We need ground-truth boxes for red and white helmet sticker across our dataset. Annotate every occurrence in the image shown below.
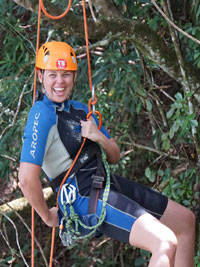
[56,59,67,69]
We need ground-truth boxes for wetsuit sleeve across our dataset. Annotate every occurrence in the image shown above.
[20,102,54,166]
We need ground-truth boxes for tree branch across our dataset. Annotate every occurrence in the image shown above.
[121,139,186,161]
[0,71,34,140]
[0,211,29,266]
[0,187,53,213]
[11,0,200,94]
[151,0,200,45]
[162,0,200,162]
[0,197,49,266]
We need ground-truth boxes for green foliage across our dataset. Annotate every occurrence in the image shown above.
[0,0,199,265]
[145,167,156,182]
[166,91,198,141]
[0,0,34,178]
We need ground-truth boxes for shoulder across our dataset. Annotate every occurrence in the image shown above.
[28,98,56,125]
[26,98,56,134]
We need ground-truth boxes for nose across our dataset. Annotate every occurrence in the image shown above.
[56,74,65,84]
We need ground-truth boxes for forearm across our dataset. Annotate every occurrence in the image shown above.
[19,163,50,224]
[98,134,120,164]
[21,177,50,222]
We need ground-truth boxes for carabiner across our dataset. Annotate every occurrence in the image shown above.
[87,110,102,130]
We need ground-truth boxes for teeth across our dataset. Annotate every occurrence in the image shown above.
[54,88,65,91]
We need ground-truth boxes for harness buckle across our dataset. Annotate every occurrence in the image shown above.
[91,174,104,189]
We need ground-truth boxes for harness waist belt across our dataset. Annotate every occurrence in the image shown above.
[50,143,107,216]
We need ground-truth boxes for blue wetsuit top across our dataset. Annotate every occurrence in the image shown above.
[20,93,110,180]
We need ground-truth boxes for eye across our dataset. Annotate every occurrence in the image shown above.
[63,72,71,77]
[49,73,56,78]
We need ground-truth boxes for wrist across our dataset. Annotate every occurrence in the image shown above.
[41,209,51,225]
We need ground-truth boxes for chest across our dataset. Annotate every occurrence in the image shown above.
[56,105,93,158]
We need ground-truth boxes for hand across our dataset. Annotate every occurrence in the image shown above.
[80,120,102,143]
[81,120,121,164]
[43,207,59,227]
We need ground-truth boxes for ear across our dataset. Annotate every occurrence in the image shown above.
[37,70,43,83]
[73,71,77,82]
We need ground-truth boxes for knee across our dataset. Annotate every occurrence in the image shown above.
[187,209,196,227]
[181,208,196,232]
[155,230,177,259]
[162,231,177,251]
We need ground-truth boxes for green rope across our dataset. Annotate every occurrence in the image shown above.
[59,145,110,246]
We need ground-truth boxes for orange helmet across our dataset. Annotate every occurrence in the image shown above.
[36,41,77,71]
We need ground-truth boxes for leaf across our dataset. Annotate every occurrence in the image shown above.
[166,108,175,119]
[149,172,156,182]
[162,138,171,151]
[196,6,200,21]
[175,92,183,101]
[157,170,164,176]
[161,133,168,141]
[135,256,146,266]
[146,99,152,111]
[136,101,142,114]
[169,121,180,139]
[190,119,198,127]
[145,167,156,182]
[145,167,151,178]
[182,200,191,206]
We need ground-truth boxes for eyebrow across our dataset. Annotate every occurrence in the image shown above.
[48,71,70,74]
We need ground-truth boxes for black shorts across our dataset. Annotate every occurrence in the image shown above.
[96,173,168,243]
[58,172,168,244]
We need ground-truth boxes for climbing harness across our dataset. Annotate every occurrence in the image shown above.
[60,183,76,206]
[32,1,110,266]
[58,145,110,247]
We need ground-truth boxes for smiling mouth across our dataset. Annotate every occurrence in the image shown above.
[53,88,65,93]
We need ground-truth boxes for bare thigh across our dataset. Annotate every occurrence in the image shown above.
[129,213,176,252]
[160,198,195,235]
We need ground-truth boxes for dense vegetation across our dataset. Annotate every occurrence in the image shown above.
[0,0,200,266]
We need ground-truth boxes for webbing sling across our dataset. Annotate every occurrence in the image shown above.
[88,147,105,214]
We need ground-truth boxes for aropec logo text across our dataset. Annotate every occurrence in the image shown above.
[30,113,40,159]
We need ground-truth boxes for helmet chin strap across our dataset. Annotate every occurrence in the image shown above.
[42,86,50,99]
[41,71,51,99]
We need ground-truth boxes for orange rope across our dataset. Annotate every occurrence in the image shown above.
[82,0,92,92]
[31,207,35,267]
[31,2,42,266]
[31,1,102,266]
[40,0,72,20]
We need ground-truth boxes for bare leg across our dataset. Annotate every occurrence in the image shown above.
[129,213,177,267]
[160,199,195,267]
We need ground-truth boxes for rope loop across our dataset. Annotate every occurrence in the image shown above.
[40,0,72,20]
[87,110,102,129]
[88,96,97,112]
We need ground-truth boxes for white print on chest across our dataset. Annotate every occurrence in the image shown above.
[30,113,40,158]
